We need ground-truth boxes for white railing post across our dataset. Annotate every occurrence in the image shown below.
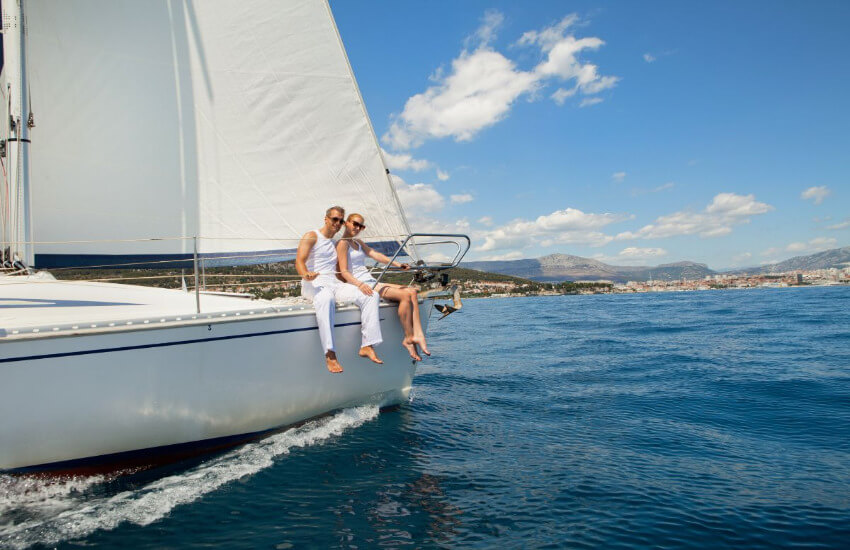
[193,236,200,313]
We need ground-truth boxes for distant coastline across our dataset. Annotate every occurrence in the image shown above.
[461,281,849,301]
[463,246,850,285]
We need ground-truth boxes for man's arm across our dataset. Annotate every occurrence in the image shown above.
[296,232,319,280]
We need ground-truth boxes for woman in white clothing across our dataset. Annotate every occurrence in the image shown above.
[336,213,430,362]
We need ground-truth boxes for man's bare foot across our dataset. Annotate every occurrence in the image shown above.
[412,335,430,356]
[359,346,383,364]
[403,338,422,362]
[325,352,343,373]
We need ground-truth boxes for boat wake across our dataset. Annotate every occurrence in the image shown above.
[0,405,379,549]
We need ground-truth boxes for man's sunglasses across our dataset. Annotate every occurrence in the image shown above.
[351,221,366,230]
[327,216,343,224]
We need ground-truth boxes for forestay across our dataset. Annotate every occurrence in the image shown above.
[25,0,409,267]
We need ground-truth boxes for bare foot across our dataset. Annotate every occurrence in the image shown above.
[403,338,422,362]
[325,352,343,373]
[412,335,430,356]
[359,346,383,364]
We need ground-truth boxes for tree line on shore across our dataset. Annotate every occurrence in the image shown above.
[53,262,610,300]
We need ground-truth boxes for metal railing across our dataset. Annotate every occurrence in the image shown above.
[372,233,471,287]
[2,233,472,314]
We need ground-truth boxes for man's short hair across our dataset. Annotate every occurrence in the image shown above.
[326,205,345,217]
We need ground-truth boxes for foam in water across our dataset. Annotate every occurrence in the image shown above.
[0,405,379,549]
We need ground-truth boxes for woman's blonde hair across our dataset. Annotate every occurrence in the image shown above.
[347,213,364,222]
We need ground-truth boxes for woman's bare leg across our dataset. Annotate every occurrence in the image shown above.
[406,288,429,356]
[376,284,421,361]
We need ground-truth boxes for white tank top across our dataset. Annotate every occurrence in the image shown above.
[347,240,373,282]
[306,230,337,275]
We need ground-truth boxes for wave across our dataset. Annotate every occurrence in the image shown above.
[0,405,379,549]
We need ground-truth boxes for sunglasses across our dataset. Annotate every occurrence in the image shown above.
[327,216,343,224]
[351,221,366,230]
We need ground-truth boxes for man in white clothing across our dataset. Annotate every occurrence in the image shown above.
[295,206,383,373]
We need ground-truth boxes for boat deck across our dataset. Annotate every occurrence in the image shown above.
[0,274,315,339]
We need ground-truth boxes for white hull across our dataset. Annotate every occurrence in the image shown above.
[0,302,424,472]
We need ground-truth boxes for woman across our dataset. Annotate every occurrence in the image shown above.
[337,213,430,362]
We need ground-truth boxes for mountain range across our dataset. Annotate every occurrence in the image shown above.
[734,246,850,275]
[462,246,850,283]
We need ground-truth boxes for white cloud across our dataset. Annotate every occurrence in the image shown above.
[383,48,538,149]
[643,53,656,63]
[516,14,580,50]
[383,11,617,149]
[381,149,431,172]
[579,97,603,108]
[526,15,619,96]
[801,185,831,205]
[436,169,450,181]
[405,215,471,236]
[618,247,667,259]
[551,87,577,105]
[478,216,493,226]
[763,238,838,258]
[477,206,628,252]
[827,219,850,230]
[611,171,626,182]
[467,9,504,48]
[616,192,773,240]
[589,248,667,265]
[451,193,474,204]
[806,237,837,250]
[391,175,445,213]
[476,251,525,261]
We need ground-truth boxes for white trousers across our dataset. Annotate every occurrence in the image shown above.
[303,275,382,353]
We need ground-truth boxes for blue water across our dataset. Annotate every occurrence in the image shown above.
[2,286,849,548]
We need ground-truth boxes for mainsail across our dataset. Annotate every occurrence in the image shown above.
[24,0,409,267]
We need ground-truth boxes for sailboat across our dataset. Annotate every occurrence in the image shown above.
[0,0,468,474]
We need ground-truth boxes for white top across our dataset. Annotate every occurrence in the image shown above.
[347,241,374,283]
[306,230,338,276]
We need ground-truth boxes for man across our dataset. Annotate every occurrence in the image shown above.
[295,206,383,373]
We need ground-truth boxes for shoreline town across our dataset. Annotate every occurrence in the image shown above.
[462,267,850,298]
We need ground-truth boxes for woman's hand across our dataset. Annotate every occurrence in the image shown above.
[358,282,374,295]
[302,271,319,281]
[397,263,410,271]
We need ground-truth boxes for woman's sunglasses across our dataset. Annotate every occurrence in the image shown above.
[351,221,366,230]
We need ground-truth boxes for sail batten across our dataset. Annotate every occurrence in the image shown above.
[24,0,409,268]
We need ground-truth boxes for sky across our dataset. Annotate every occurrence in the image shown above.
[331,0,850,269]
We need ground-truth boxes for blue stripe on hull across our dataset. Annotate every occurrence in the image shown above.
[0,320,366,364]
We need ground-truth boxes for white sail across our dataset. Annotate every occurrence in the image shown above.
[24,0,409,267]
[0,66,9,259]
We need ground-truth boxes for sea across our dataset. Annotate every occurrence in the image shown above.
[1,286,849,549]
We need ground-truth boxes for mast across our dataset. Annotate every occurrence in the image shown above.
[1,0,34,268]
